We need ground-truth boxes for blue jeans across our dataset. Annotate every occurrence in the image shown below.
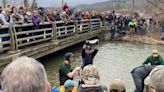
[111,30,115,40]
[0,30,10,47]
[132,72,144,92]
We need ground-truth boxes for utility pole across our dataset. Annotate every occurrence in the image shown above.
[2,0,6,8]
[62,0,64,11]
[132,0,135,15]
[24,0,29,8]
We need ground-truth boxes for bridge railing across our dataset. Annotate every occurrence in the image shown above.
[0,18,101,53]
[0,25,15,52]
[13,22,53,50]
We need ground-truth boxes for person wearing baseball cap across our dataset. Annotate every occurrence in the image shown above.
[143,49,164,66]
[144,65,164,92]
[78,65,107,92]
[59,80,77,92]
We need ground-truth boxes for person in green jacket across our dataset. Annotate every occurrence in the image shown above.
[143,49,164,65]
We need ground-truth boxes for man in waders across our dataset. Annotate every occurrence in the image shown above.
[81,40,99,69]
[59,52,80,85]
[143,50,164,66]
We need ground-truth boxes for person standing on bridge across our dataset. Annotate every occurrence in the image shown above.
[81,40,99,69]
[59,52,81,86]
[143,49,164,66]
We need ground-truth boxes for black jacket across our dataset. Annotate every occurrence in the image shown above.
[78,85,104,92]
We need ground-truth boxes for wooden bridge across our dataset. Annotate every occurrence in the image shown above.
[0,19,106,72]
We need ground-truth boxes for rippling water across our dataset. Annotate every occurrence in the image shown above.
[39,41,164,92]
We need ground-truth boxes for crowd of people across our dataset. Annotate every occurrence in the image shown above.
[0,3,164,50]
[100,10,162,40]
[0,3,164,92]
[0,3,103,26]
[1,37,164,92]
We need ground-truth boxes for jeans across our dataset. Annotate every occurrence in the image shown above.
[0,30,10,48]
[111,30,115,40]
[132,72,144,92]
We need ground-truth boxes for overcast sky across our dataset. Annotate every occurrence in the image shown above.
[37,0,108,7]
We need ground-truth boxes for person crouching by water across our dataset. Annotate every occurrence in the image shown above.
[78,64,107,92]
[59,52,81,86]
[143,49,164,66]
[131,65,154,92]
[81,40,99,69]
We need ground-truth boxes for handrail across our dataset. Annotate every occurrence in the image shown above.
[0,18,101,53]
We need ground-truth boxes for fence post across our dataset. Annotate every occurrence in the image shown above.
[8,24,16,51]
[12,24,19,51]
[99,19,102,28]
[74,20,78,34]
[89,17,92,32]
[51,22,57,41]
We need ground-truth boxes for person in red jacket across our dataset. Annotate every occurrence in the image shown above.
[63,3,69,11]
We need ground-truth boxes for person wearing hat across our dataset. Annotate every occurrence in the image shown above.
[110,79,126,92]
[78,64,107,92]
[59,80,77,92]
[144,65,164,92]
[81,40,99,69]
[143,50,164,66]
[59,52,80,85]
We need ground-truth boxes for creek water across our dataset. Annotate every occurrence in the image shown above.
[39,41,164,92]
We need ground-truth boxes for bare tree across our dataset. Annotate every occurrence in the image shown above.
[146,0,164,10]
[24,0,29,8]
[31,0,37,10]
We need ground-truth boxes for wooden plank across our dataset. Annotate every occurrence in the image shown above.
[18,37,52,47]
[91,22,100,25]
[80,19,89,22]
[0,41,10,45]
[66,25,75,28]
[78,23,90,26]
[0,47,10,52]
[91,19,100,21]
[17,33,53,41]
[67,29,75,33]
[0,25,10,29]
[0,34,10,38]
[56,26,65,29]
[92,25,100,27]
[14,22,51,28]
[16,28,52,35]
